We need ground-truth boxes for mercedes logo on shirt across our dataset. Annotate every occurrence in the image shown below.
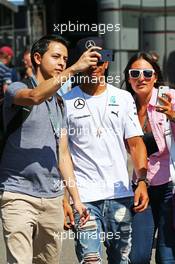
[74,98,85,109]
[85,40,96,49]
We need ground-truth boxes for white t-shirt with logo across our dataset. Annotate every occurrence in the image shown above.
[63,84,143,202]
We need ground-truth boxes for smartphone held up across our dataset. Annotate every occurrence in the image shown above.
[156,86,170,106]
[98,49,113,62]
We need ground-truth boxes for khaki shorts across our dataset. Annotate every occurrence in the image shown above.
[0,191,64,264]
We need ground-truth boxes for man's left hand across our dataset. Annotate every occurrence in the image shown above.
[133,181,149,212]
[73,200,90,226]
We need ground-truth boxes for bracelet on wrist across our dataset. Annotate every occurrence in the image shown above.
[136,176,149,187]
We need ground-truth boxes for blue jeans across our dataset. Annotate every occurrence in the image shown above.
[73,197,134,264]
[130,182,175,264]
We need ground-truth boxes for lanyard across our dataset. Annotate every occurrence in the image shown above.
[31,76,61,139]
[31,76,61,141]
[45,97,61,140]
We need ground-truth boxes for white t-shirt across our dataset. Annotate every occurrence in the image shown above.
[63,84,143,202]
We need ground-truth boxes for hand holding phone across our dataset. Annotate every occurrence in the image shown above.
[156,86,170,106]
[155,86,175,119]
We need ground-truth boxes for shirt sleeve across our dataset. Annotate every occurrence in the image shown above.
[5,81,27,107]
[3,69,12,85]
[124,93,143,139]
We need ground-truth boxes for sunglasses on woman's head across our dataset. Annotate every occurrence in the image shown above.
[129,69,155,79]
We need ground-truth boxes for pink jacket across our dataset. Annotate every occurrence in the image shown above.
[146,87,175,185]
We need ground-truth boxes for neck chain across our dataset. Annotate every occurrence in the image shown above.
[81,88,108,138]
[142,111,148,133]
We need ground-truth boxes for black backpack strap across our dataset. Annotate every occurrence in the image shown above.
[5,106,33,140]
[21,76,37,88]
[56,93,64,117]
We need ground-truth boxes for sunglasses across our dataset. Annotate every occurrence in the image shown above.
[97,61,105,66]
[129,69,155,79]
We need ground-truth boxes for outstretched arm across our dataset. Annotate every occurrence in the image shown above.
[13,47,102,106]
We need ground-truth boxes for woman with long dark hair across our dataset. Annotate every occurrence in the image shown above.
[122,52,175,263]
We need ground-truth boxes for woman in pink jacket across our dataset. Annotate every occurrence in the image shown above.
[123,52,175,264]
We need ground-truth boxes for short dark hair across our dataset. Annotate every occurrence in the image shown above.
[122,52,164,95]
[23,48,30,56]
[31,35,69,70]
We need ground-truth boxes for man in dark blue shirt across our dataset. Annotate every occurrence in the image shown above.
[0,48,12,101]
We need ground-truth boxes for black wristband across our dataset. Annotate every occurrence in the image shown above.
[136,176,149,187]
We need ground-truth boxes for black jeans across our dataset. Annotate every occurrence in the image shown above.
[130,182,175,264]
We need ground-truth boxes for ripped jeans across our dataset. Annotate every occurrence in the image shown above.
[73,197,133,264]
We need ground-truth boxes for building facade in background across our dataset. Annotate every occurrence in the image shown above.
[99,0,175,87]
[0,0,175,86]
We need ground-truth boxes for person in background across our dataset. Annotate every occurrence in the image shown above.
[0,45,20,82]
[22,48,33,78]
[122,52,175,264]
[149,50,160,63]
[0,47,13,100]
